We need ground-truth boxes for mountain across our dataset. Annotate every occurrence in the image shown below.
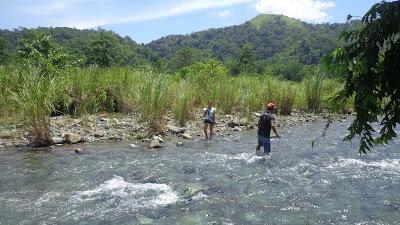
[147,14,351,64]
[1,14,353,66]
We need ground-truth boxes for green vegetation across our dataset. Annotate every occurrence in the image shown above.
[250,14,304,30]
[0,60,343,146]
[304,75,324,112]
[325,0,400,153]
[147,14,352,66]
[0,14,359,147]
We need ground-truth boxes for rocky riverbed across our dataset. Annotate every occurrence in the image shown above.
[0,110,351,149]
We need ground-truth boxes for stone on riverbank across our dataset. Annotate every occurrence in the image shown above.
[181,133,192,140]
[228,117,249,128]
[51,137,65,145]
[167,125,186,134]
[0,131,13,139]
[233,126,242,131]
[64,133,83,144]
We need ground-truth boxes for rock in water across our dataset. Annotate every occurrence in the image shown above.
[129,144,138,149]
[74,148,83,154]
[233,126,242,131]
[64,133,82,144]
[148,139,162,149]
[153,136,164,143]
[176,141,184,147]
[181,133,192,140]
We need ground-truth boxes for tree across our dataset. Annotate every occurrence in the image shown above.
[86,28,121,67]
[239,44,256,73]
[17,30,74,76]
[0,37,11,64]
[169,47,212,71]
[325,1,400,153]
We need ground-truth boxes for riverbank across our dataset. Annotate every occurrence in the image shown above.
[0,110,351,149]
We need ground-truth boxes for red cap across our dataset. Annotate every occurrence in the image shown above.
[267,103,276,110]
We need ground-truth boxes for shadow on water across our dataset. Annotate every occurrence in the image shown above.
[0,120,399,224]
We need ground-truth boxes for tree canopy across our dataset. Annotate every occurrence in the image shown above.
[325,1,400,153]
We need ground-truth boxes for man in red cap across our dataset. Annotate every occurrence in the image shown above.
[256,102,280,155]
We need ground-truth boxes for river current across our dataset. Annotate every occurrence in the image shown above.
[0,119,399,224]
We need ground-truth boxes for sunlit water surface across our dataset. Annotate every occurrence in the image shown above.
[0,120,399,225]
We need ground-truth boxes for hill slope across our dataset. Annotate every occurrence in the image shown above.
[0,27,157,65]
[147,14,350,64]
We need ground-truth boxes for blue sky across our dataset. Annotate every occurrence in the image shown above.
[0,0,385,43]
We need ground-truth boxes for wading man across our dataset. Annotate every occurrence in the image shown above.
[256,102,280,155]
[203,101,216,140]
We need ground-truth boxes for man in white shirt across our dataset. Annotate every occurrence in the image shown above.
[203,101,216,140]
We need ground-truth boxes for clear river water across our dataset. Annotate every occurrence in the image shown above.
[0,119,399,225]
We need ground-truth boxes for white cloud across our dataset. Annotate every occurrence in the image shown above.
[254,0,335,22]
[211,10,232,18]
[61,0,251,28]
[22,0,110,16]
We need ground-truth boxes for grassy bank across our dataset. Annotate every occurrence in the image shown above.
[0,63,352,145]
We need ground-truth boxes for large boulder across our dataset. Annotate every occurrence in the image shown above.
[0,131,12,139]
[228,117,249,128]
[51,137,65,145]
[64,133,83,144]
[148,139,162,149]
[181,133,192,140]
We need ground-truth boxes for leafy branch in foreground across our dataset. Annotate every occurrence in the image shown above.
[324,1,400,154]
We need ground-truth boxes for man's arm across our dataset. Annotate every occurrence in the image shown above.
[212,109,216,122]
[271,121,280,139]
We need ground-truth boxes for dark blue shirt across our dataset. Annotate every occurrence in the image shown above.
[257,113,275,138]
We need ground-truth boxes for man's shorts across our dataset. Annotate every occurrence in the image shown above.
[258,136,271,154]
[203,119,215,125]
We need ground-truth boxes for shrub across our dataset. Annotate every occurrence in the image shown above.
[304,75,323,112]
[279,83,296,115]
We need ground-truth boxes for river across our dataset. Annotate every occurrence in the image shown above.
[0,119,399,224]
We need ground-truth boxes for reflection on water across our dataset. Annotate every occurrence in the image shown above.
[0,121,399,224]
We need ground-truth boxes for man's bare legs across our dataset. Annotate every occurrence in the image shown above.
[209,124,214,140]
[204,123,209,140]
[204,123,214,140]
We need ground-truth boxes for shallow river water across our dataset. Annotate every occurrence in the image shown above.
[0,120,399,225]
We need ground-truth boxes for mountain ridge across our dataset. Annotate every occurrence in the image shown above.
[146,14,351,64]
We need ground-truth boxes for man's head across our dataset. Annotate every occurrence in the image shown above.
[208,100,213,107]
[266,102,276,111]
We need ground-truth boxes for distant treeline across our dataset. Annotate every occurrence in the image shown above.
[0,14,358,81]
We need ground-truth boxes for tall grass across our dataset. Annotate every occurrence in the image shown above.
[6,66,56,146]
[303,75,324,112]
[133,68,171,131]
[171,79,198,127]
[279,82,296,115]
[0,64,345,146]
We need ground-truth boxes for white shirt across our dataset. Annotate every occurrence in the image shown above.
[203,107,216,120]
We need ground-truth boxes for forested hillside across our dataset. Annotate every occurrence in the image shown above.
[0,27,158,66]
[0,14,356,80]
[147,14,351,65]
